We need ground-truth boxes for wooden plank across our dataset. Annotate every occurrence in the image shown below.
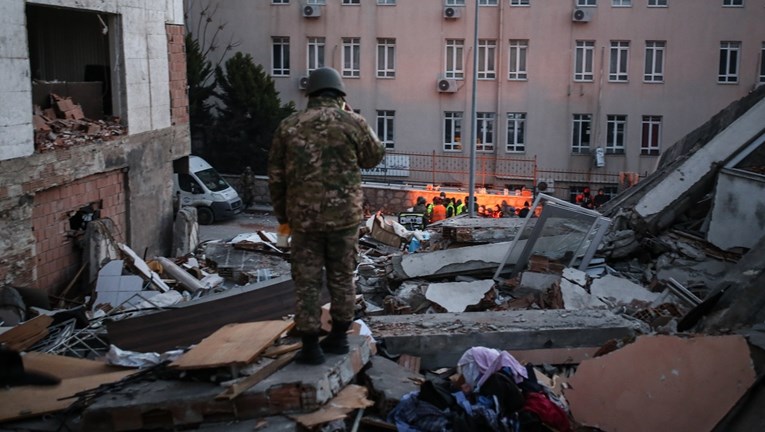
[263,342,301,358]
[0,370,134,422]
[0,315,53,352]
[290,384,374,428]
[215,351,297,400]
[23,352,124,380]
[170,320,294,370]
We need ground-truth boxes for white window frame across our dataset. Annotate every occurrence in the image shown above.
[648,0,667,6]
[506,112,526,153]
[376,38,396,78]
[723,0,743,7]
[377,110,395,150]
[377,0,396,4]
[479,0,498,5]
[759,42,765,84]
[445,39,465,79]
[342,37,360,78]
[574,41,595,82]
[641,115,662,156]
[719,41,740,83]
[508,40,528,80]
[612,0,631,6]
[478,39,496,80]
[444,111,463,152]
[577,0,597,6]
[609,41,629,82]
[572,114,592,154]
[307,37,325,73]
[644,41,665,83]
[272,0,289,4]
[510,0,530,5]
[446,0,466,5]
[475,112,495,152]
[271,36,290,77]
[606,115,627,155]
[306,0,325,4]
[342,0,360,4]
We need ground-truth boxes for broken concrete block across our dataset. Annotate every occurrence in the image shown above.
[560,279,606,310]
[172,207,198,257]
[390,241,515,280]
[424,280,495,312]
[519,272,561,292]
[589,274,661,306]
[364,356,424,416]
[562,267,588,287]
[565,335,756,432]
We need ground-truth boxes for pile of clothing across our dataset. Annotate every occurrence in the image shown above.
[389,347,571,432]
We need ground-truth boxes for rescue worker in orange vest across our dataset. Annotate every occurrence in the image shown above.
[429,197,447,224]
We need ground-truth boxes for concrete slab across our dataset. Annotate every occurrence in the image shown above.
[560,279,606,310]
[366,310,640,369]
[425,280,495,312]
[519,272,561,292]
[363,356,423,417]
[589,274,661,306]
[441,217,528,243]
[82,336,374,431]
[562,267,587,287]
[390,241,514,280]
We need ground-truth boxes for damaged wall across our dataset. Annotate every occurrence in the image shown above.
[0,0,190,292]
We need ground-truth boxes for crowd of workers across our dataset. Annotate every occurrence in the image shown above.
[411,191,533,225]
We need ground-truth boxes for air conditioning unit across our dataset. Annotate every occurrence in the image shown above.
[536,179,555,193]
[444,6,461,19]
[298,76,310,90]
[572,8,592,23]
[437,78,458,93]
[302,4,321,18]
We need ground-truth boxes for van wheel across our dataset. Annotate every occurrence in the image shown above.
[197,207,214,225]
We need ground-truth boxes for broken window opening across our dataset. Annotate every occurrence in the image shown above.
[493,194,611,282]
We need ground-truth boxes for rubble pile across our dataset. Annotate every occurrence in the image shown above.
[32,93,126,152]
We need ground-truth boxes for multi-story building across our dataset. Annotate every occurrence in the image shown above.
[0,0,190,293]
[190,0,764,199]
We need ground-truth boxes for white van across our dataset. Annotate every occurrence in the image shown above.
[173,155,242,224]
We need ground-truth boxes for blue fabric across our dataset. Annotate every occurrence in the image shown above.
[388,391,451,432]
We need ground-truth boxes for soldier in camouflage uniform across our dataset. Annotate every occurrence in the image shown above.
[268,67,385,365]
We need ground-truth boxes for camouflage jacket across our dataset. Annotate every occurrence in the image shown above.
[268,96,385,232]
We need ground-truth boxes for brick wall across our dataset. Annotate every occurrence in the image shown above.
[166,24,189,126]
[31,170,126,293]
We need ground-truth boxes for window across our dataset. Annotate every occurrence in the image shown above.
[644,41,665,82]
[445,39,465,79]
[606,115,626,154]
[648,0,667,6]
[476,113,495,152]
[760,43,765,83]
[306,0,325,4]
[574,41,595,81]
[609,41,629,82]
[446,0,466,5]
[572,114,592,154]
[444,112,463,151]
[723,0,743,6]
[719,41,740,83]
[478,40,496,80]
[342,0,360,4]
[506,113,526,152]
[377,0,396,4]
[510,0,530,5]
[271,37,290,76]
[508,40,528,80]
[272,0,289,3]
[612,0,631,6]
[377,111,395,150]
[641,115,662,155]
[307,37,325,73]
[577,0,597,6]
[479,0,498,5]
[342,38,360,78]
[376,38,396,78]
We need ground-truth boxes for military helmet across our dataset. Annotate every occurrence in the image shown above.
[305,67,346,96]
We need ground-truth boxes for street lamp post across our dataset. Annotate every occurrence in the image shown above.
[468,0,479,218]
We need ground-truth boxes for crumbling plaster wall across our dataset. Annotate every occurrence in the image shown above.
[0,0,189,291]
[707,168,765,251]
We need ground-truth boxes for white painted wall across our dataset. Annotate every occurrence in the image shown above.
[0,0,184,161]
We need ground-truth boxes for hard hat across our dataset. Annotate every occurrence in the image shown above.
[305,67,346,96]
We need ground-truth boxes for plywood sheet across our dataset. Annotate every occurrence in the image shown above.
[564,335,756,432]
[291,384,374,428]
[170,320,294,370]
[23,352,123,379]
[0,315,53,351]
[0,370,134,422]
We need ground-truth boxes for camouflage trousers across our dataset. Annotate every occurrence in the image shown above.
[290,226,358,334]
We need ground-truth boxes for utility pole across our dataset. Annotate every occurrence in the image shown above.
[468,0,479,218]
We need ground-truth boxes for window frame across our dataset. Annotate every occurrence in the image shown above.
[510,0,530,5]
[576,0,597,6]
[574,40,595,82]
[612,0,631,7]
[722,0,743,7]
[307,37,325,73]
[605,114,627,155]
[377,0,396,4]
[609,41,630,82]
[446,0,466,5]
[376,110,395,150]
[271,0,289,4]
[479,0,499,5]
[445,39,465,80]
[376,38,396,78]
[648,0,667,6]
[477,39,497,80]
[508,39,528,81]
[306,0,325,4]
[271,36,290,77]
[644,41,665,83]
[341,37,361,78]
[759,42,765,84]
[506,112,526,153]
[641,115,662,156]
[475,112,496,152]
[342,0,360,4]
[444,111,464,152]
[572,113,592,154]
[718,41,741,84]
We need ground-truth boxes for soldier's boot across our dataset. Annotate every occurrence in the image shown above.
[295,334,325,365]
[320,321,351,355]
